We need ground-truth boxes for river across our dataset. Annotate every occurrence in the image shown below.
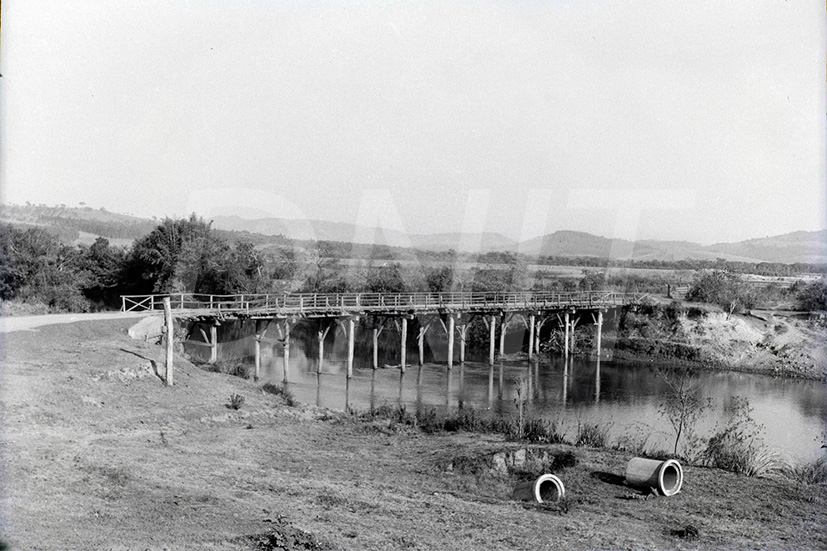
[186,320,826,462]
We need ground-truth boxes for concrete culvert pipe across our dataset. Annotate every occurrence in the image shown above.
[625,457,683,496]
[512,474,566,503]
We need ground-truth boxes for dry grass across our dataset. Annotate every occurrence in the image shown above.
[783,456,827,485]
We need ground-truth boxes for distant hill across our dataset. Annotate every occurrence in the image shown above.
[209,215,516,253]
[518,229,827,264]
[0,204,156,245]
[1,203,825,264]
[705,230,827,264]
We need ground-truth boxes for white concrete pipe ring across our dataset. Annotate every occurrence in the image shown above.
[534,474,566,503]
[658,459,683,496]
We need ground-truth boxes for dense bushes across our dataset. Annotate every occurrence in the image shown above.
[686,270,755,316]
[0,223,124,312]
[794,279,827,311]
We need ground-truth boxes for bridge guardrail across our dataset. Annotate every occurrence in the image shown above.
[122,291,649,314]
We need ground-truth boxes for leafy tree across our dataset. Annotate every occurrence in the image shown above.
[264,247,299,283]
[365,263,405,293]
[425,265,453,293]
[686,270,754,317]
[471,268,512,292]
[76,237,127,306]
[127,215,226,294]
[0,223,91,311]
[578,271,607,291]
[795,278,827,311]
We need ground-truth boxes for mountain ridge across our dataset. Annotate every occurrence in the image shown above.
[1,203,825,264]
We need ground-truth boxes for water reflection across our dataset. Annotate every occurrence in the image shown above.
[185,322,826,461]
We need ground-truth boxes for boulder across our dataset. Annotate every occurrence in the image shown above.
[128,316,164,341]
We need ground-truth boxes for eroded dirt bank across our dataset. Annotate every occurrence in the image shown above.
[0,320,824,550]
[605,304,827,380]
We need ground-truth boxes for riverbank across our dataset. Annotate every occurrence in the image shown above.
[602,303,827,381]
[1,319,824,549]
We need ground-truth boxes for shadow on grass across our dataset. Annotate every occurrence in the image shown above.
[590,471,626,487]
[119,348,164,383]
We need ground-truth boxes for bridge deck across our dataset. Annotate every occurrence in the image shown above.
[122,291,648,318]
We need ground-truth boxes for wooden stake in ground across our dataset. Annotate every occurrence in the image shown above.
[163,297,173,386]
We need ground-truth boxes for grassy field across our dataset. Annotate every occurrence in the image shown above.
[1,319,824,550]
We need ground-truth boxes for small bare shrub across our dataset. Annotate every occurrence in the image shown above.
[262,383,297,407]
[701,396,781,477]
[204,360,251,379]
[522,418,566,444]
[228,393,245,410]
[575,421,612,448]
[783,456,827,485]
[658,368,712,458]
[614,422,660,457]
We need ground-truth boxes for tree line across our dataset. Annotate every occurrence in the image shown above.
[1,217,825,313]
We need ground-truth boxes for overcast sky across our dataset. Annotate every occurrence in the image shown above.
[1,1,825,244]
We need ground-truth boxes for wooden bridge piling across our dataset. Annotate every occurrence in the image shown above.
[417,320,431,367]
[488,315,496,366]
[447,315,455,370]
[278,320,293,384]
[163,297,173,386]
[457,320,468,364]
[347,317,356,379]
[209,325,218,364]
[400,317,408,374]
[498,314,509,358]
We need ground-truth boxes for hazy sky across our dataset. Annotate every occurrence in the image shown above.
[1,1,825,244]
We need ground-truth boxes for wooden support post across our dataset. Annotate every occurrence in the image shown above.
[373,326,379,370]
[347,317,355,379]
[458,323,468,363]
[499,315,507,357]
[570,316,578,354]
[489,315,496,366]
[528,314,535,360]
[318,324,326,375]
[163,298,173,386]
[418,328,425,366]
[564,312,570,359]
[595,310,603,358]
[254,321,262,382]
[400,317,408,374]
[447,315,455,370]
[535,318,544,356]
[417,321,430,366]
[209,324,218,364]
[282,321,291,384]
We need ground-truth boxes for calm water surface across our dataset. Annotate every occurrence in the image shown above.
[189,321,826,461]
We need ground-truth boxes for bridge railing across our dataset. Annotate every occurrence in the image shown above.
[122,291,649,313]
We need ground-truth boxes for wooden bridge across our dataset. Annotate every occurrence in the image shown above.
[123,291,649,387]
[121,291,647,317]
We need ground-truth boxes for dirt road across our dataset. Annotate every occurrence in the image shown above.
[0,311,154,333]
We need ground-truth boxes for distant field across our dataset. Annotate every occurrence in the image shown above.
[74,231,134,248]
[337,257,691,279]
